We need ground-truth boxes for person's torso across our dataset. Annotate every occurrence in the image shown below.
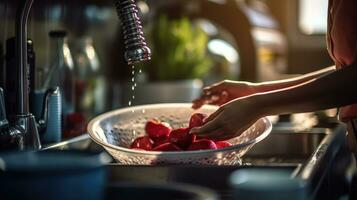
[327,0,357,67]
[327,0,357,121]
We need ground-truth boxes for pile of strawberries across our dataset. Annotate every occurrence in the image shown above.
[130,113,232,151]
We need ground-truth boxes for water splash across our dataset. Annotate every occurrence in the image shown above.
[127,65,144,114]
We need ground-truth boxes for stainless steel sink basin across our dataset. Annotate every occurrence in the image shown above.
[43,134,102,151]
[244,128,327,164]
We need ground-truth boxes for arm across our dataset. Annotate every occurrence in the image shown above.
[190,64,357,140]
[252,65,336,93]
[192,66,336,109]
[258,65,356,115]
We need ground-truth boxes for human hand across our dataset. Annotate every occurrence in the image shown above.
[192,80,256,109]
[190,96,265,140]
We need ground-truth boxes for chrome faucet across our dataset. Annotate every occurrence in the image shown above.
[115,0,152,65]
[0,0,151,150]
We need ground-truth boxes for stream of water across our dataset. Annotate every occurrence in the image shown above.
[128,65,145,114]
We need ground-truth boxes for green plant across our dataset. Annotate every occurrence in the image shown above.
[145,15,212,81]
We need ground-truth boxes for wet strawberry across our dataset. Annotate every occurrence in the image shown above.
[187,139,217,151]
[130,136,154,151]
[169,128,196,149]
[189,113,207,129]
[153,137,170,147]
[153,143,181,151]
[215,141,233,149]
[145,119,172,139]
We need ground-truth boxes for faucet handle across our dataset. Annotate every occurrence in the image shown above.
[0,87,9,128]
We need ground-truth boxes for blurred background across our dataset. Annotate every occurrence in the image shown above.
[0,0,334,138]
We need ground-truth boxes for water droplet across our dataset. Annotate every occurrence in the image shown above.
[139,69,142,73]
[133,130,136,134]
[131,109,135,113]
[142,109,146,114]
[128,65,137,108]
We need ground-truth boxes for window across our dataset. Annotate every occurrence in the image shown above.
[299,0,328,35]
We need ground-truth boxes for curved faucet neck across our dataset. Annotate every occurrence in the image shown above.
[15,0,34,116]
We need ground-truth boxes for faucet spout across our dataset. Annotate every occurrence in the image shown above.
[15,0,33,116]
[114,0,151,65]
[1,0,41,150]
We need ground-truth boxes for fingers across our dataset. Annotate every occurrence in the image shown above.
[189,110,229,140]
[192,91,229,109]
[190,104,249,140]
[190,120,233,141]
[190,122,246,141]
[192,98,205,109]
[217,91,229,105]
[191,94,218,109]
[202,84,224,96]
[204,106,225,123]
[214,121,256,141]
[192,80,230,109]
[192,95,213,109]
[190,119,221,136]
[196,129,226,140]
[191,105,225,137]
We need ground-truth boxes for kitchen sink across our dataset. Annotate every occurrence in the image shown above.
[43,125,353,200]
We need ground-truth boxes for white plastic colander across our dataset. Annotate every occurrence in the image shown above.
[87,103,272,165]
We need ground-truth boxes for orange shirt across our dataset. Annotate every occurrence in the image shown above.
[327,0,357,122]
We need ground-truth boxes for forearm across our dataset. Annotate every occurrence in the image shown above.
[254,65,357,116]
[253,66,336,93]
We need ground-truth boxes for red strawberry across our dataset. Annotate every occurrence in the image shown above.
[63,112,87,138]
[153,143,181,151]
[187,139,217,151]
[189,113,207,129]
[145,119,172,139]
[215,141,233,149]
[169,128,196,149]
[153,137,170,147]
[130,136,154,151]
